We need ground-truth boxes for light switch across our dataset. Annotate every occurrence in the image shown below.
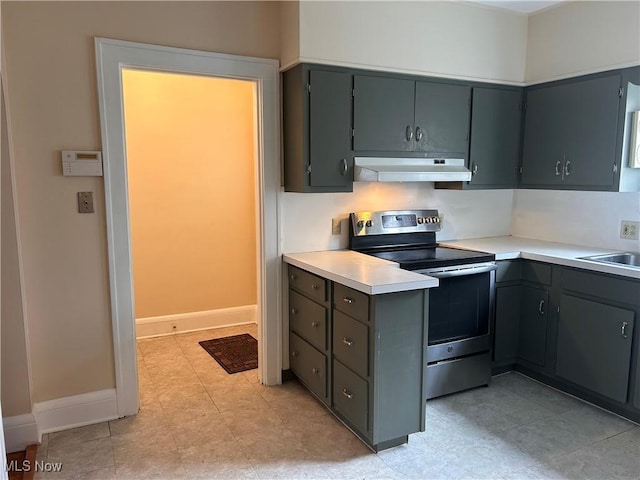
[78,192,94,213]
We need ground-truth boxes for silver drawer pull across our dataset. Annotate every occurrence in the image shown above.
[342,388,353,399]
[538,300,545,316]
[291,308,297,315]
[342,337,354,347]
[312,367,319,374]
[311,321,319,327]
[343,297,354,304]
[555,160,562,176]
[291,351,298,357]
[289,274,296,281]
[312,284,319,290]
[622,321,629,339]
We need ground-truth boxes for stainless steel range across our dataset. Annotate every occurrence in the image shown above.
[349,209,496,399]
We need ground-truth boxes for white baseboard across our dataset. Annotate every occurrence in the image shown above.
[33,388,118,437]
[135,305,257,339]
[3,413,38,453]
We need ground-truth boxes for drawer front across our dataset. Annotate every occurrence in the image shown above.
[290,332,327,400]
[496,260,522,283]
[288,265,327,303]
[522,261,552,286]
[333,360,369,434]
[290,290,327,351]
[333,310,369,378]
[334,283,369,322]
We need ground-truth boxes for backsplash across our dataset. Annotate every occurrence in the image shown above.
[512,190,640,251]
[281,183,514,253]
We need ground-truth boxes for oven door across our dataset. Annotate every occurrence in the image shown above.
[416,263,496,363]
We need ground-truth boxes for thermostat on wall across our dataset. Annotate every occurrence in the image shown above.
[61,150,103,176]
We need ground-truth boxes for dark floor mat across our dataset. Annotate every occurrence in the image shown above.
[199,333,258,374]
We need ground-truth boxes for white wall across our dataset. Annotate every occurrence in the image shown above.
[281,183,514,253]
[512,190,640,251]
[526,1,640,83]
[297,1,528,84]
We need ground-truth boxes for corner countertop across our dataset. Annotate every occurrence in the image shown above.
[441,236,640,280]
[283,250,439,295]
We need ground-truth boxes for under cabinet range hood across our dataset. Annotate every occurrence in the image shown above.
[354,157,472,183]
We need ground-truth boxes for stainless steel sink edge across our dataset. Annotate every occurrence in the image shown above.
[578,252,640,269]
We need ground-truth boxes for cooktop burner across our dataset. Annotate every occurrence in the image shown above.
[349,209,495,270]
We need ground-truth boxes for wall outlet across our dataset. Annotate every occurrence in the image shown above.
[620,220,640,240]
[332,218,342,235]
[77,192,94,213]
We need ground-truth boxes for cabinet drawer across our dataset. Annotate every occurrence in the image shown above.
[334,283,369,322]
[522,261,552,286]
[288,265,327,303]
[290,332,327,400]
[496,260,522,283]
[290,290,327,351]
[333,360,369,434]
[333,310,369,378]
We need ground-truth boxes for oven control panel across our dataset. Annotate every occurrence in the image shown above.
[350,209,442,236]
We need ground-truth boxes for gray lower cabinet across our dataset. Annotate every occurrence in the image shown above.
[283,64,353,192]
[556,294,635,403]
[494,284,521,365]
[520,73,623,190]
[517,285,549,367]
[288,264,429,451]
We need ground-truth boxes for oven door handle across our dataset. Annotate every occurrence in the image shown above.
[422,264,497,279]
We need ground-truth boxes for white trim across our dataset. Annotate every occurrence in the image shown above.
[2,414,37,453]
[95,38,282,417]
[135,305,257,339]
[525,61,640,86]
[33,389,118,436]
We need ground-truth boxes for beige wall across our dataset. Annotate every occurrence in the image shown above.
[526,1,640,83]
[123,70,257,319]
[1,1,279,403]
[1,81,32,417]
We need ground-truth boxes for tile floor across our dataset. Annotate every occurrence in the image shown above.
[35,325,640,479]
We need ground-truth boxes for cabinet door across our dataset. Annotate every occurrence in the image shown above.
[468,88,522,187]
[521,85,568,186]
[518,286,548,366]
[562,75,621,188]
[494,285,521,364]
[414,82,470,156]
[556,294,635,403]
[309,70,353,187]
[353,75,415,152]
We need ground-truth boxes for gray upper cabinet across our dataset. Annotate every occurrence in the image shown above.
[353,74,470,156]
[467,87,523,188]
[283,65,353,192]
[521,74,623,190]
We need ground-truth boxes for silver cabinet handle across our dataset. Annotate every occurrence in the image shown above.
[311,284,319,290]
[290,308,297,315]
[341,158,348,176]
[312,367,319,374]
[622,321,628,339]
[342,337,354,347]
[564,160,572,177]
[538,300,545,316]
[415,126,423,142]
[343,297,354,304]
[471,162,478,176]
[342,388,353,399]
[291,351,298,357]
[311,321,319,327]
[289,274,296,281]
[555,160,562,176]
[405,125,413,141]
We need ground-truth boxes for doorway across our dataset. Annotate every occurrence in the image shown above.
[95,38,281,417]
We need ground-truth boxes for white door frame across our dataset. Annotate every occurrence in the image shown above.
[95,38,281,417]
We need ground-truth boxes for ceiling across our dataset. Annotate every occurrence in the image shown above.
[472,1,565,14]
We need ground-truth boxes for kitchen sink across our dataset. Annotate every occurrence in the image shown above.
[580,252,640,268]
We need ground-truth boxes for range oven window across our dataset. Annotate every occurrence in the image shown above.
[428,271,491,345]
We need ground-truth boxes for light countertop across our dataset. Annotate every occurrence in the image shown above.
[283,250,439,295]
[441,236,640,280]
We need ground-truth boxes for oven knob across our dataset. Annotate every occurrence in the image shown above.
[433,216,440,223]
[357,220,364,228]
[425,217,432,224]
[365,220,373,228]
[417,217,423,224]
